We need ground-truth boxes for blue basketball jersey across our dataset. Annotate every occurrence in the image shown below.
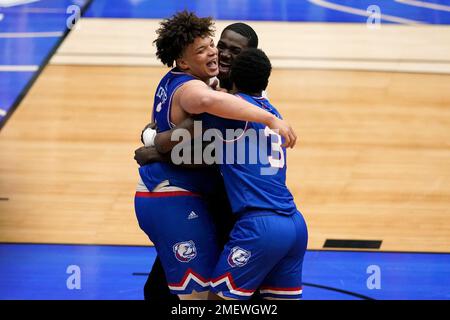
[139,68,220,194]
[152,68,196,132]
[201,93,297,216]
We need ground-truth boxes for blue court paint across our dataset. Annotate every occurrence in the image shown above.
[0,244,151,300]
[1,11,71,33]
[313,0,450,24]
[0,243,448,300]
[83,0,450,24]
[0,71,35,113]
[0,37,60,65]
[303,250,450,300]
[0,0,90,127]
[0,0,89,32]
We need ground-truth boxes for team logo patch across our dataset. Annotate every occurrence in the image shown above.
[173,240,197,263]
[227,246,251,267]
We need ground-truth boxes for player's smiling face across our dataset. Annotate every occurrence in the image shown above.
[177,36,218,82]
[217,30,250,79]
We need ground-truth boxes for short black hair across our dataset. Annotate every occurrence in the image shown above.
[230,48,271,95]
[154,11,215,67]
[222,23,258,48]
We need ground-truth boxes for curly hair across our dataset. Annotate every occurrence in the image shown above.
[154,11,215,67]
[230,48,272,95]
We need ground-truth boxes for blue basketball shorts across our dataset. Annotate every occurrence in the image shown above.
[134,191,220,295]
[210,210,308,300]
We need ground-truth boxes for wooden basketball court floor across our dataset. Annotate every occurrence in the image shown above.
[1,17,450,254]
[3,0,450,300]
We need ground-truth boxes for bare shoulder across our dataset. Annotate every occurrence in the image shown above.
[177,79,207,93]
[171,79,208,120]
[173,79,209,102]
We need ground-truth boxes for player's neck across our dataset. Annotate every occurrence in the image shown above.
[239,90,263,97]
[174,66,211,84]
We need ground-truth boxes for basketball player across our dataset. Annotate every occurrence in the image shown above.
[204,48,308,300]
[147,49,308,299]
[134,11,296,300]
[215,22,259,91]
[135,22,264,301]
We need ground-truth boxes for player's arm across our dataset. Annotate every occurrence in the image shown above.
[153,79,227,154]
[134,144,209,168]
[134,145,170,166]
[175,80,297,148]
[137,119,209,168]
[134,121,171,166]
[154,117,195,154]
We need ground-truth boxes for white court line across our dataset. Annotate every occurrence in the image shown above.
[0,0,40,8]
[0,65,39,71]
[0,109,7,117]
[0,31,64,38]
[308,0,423,25]
[0,13,4,21]
[395,0,450,12]
[13,7,66,13]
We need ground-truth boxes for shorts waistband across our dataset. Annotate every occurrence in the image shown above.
[237,209,298,219]
[135,191,201,198]
[237,209,278,218]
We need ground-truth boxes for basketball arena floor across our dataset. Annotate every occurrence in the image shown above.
[1,0,449,300]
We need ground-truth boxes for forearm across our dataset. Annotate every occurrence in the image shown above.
[176,82,297,148]
[154,130,176,154]
[159,141,211,169]
[154,117,195,154]
[205,92,275,125]
[134,146,170,166]
[135,145,209,168]
[185,90,276,126]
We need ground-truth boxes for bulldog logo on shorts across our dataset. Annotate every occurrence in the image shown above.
[173,240,197,262]
[227,246,251,267]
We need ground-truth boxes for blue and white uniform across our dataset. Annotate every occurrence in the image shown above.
[202,93,308,300]
[134,68,221,295]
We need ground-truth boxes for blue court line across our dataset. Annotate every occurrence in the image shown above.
[0,243,449,300]
[83,0,450,24]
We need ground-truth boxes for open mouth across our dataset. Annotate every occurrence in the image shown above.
[207,59,218,70]
[219,62,231,73]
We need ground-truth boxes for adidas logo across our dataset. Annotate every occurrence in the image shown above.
[188,211,198,220]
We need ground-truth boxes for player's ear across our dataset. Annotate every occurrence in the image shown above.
[176,57,189,71]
